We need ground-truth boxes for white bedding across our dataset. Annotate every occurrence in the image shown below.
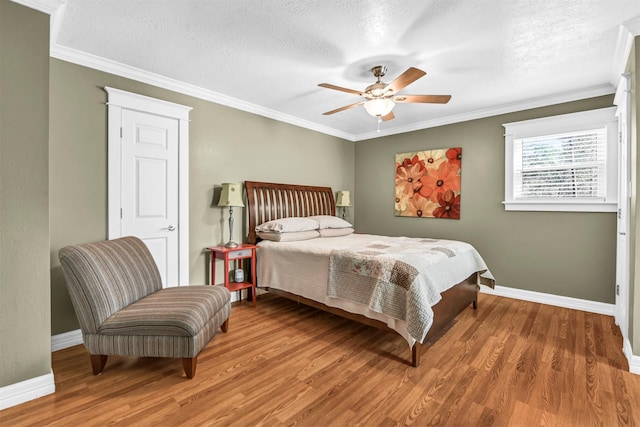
[257,234,494,347]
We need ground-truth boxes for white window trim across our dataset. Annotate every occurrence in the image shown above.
[503,107,618,212]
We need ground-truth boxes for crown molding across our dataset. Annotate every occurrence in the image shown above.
[50,41,616,144]
[354,84,615,141]
[50,36,617,144]
[611,16,640,86]
[50,44,355,142]
[10,0,64,15]
[35,5,640,143]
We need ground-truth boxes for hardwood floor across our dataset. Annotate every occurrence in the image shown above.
[2,293,640,426]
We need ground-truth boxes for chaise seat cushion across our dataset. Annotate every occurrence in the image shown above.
[99,286,230,337]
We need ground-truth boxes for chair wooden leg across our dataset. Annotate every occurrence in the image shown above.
[221,319,229,333]
[91,355,108,375]
[183,357,197,379]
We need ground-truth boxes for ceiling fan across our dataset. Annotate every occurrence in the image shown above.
[318,66,451,121]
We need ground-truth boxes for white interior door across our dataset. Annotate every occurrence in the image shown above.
[121,110,179,287]
[106,87,192,288]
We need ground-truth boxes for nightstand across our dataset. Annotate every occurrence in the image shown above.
[207,244,257,306]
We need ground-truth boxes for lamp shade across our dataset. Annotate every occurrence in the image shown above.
[364,98,394,117]
[335,191,351,207]
[218,183,245,207]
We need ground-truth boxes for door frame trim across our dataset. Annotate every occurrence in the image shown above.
[105,87,192,285]
[614,74,631,350]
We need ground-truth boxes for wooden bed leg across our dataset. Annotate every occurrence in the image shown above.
[183,357,197,379]
[473,284,479,309]
[90,354,108,375]
[411,343,421,367]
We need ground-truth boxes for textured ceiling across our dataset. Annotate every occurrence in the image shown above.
[51,0,639,140]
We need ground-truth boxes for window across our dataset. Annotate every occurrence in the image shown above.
[503,107,617,212]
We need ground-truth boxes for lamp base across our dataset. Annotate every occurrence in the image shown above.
[224,241,239,248]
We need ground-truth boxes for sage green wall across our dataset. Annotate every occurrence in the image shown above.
[49,59,354,334]
[354,96,616,303]
[0,1,51,386]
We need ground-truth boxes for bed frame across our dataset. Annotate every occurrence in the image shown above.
[245,180,479,367]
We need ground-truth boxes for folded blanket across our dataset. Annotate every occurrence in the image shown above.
[328,237,494,343]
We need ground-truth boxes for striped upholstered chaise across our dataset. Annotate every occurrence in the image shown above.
[59,236,231,379]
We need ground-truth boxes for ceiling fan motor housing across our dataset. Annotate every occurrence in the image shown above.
[365,82,388,98]
[367,66,390,97]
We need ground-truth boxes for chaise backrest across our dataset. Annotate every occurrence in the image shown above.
[58,236,163,334]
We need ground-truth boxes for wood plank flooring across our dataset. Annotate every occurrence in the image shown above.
[2,293,640,426]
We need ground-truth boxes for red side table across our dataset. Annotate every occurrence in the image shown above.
[207,244,257,306]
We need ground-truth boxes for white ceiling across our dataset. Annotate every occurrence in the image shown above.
[47,0,639,141]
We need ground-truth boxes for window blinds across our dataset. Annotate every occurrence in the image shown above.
[514,128,606,200]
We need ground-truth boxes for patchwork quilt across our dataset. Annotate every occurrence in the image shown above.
[328,237,494,343]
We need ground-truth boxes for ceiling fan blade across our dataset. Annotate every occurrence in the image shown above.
[322,101,365,115]
[394,95,451,104]
[381,111,395,121]
[318,83,363,96]
[385,67,426,94]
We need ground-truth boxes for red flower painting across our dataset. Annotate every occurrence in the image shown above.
[446,147,462,169]
[395,148,462,219]
[433,190,461,219]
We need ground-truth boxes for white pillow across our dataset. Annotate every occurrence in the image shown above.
[257,230,320,242]
[255,217,319,233]
[319,227,354,238]
[308,215,352,229]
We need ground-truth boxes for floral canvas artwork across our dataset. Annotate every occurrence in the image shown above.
[395,148,462,219]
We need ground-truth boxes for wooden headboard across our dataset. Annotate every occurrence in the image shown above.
[245,181,336,244]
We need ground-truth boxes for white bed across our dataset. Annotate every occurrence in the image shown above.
[245,180,494,367]
[257,233,494,347]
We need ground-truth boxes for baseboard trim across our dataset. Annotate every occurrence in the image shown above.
[0,371,55,411]
[623,338,640,375]
[51,329,83,352]
[480,284,615,316]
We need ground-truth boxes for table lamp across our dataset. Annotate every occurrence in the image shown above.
[218,183,245,248]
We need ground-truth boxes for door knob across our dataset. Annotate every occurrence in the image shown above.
[163,225,176,231]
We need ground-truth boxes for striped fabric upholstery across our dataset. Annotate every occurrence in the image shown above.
[59,237,164,334]
[84,300,230,358]
[82,300,231,358]
[59,236,231,363]
[100,286,230,337]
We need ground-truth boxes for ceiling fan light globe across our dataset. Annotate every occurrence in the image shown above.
[364,98,395,117]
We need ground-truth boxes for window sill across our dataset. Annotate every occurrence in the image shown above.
[502,200,617,213]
